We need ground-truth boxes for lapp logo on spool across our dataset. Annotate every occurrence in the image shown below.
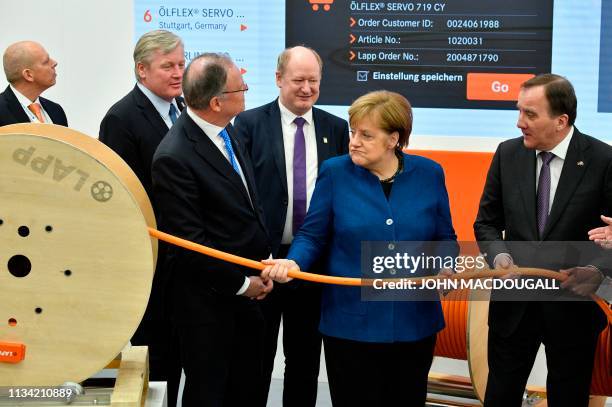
[0,342,26,364]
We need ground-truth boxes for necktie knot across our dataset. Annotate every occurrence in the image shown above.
[169,104,178,125]
[539,151,554,166]
[28,103,44,123]
[294,117,306,129]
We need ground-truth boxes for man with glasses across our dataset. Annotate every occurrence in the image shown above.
[152,53,273,406]
[98,29,185,407]
[234,46,349,407]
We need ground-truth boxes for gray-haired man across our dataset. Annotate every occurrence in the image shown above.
[99,29,185,407]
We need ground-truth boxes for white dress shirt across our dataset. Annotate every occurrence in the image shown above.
[535,126,574,214]
[278,100,319,244]
[137,82,179,129]
[11,85,52,123]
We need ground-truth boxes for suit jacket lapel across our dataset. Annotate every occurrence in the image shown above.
[187,116,253,206]
[229,126,268,228]
[175,96,186,112]
[3,86,30,123]
[268,101,288,194]
[313,107,332,166]
[134,85,170,139]
[39,98,59,123]
[543,130,589,238]
[517,145,539,240]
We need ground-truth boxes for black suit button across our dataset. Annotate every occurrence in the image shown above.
[283,200,288,206]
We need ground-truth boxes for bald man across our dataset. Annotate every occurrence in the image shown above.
[0,41,67,126]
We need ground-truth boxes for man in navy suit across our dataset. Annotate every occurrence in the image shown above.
[99,30,185,406]
[234,46,349,407]
[0,41,67,126]
[152,52,273,406]
[474,74,612,407]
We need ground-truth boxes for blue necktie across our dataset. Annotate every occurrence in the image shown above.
[169,104,178,125]
[537,151,554,238]
[219,129,241,175]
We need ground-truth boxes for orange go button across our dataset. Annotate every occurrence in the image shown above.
[467,73,535,101]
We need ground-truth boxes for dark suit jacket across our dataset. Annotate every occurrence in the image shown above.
[233,99,349,256]
[99,84,184,200]
[0,85,67,126]
[152,112,271,323]
[474,129,612,336]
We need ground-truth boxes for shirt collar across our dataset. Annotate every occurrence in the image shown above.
[536,126,574,160]
[137,82,178,119]
[278,99,313,127]
[186,107,226,138]
[10,84,41,106]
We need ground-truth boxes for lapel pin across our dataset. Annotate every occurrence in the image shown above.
[323,137,328,144]
[577,161,584,166]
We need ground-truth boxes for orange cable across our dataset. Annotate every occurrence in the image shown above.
[148,227,612,320]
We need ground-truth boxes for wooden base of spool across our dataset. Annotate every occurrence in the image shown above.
[530,396,608,407]
[426,372,609,406]
[435,287,610,405]
[0,346,149,406]
[110,346,149,407]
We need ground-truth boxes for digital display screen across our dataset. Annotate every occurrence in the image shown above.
[135,0,612,142]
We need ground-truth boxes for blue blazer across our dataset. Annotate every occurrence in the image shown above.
[288,153,457,343]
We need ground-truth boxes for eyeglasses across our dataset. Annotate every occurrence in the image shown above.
[222,83,249,94]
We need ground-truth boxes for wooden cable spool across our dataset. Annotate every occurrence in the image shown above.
[434,288,612,402]
[0,124,156,385]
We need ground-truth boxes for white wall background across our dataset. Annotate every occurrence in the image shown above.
[0,0,135,138]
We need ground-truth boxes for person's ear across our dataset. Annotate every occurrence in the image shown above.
[210,95,222,112]
[389,131,400,149]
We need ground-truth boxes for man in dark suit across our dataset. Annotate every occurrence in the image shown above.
[152,52,273,406]
[474,74,612,407]
[1,41,67,126]
[99,30,185,406]
[99,30,185,198]
[234,46,349,407]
